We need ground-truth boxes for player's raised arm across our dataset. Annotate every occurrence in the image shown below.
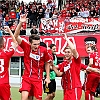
[4,26,16,43]
[4,26,18,49]
[14,14,27,45]
[63,33,78,58]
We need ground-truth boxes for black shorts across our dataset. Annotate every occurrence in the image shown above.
[43,79,56,94]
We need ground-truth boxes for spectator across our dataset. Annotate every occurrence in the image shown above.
[82,7,89,18]
[44,8,53,19]
[29,7,38,28]
[20,27,26,35]
[5,14,9,25]
[37,8,44,28]
[50,0,56,12]
[58,0,63,11]
[9,10,16,19]
[20,22,27,35]
[52,9,58,19]
[1,3,7,13]
[78,7,84,17]
[10,21,17,34]
[89,6,97,17]
[30,25,38,35]
[70,9,77,17]
[60,7,67,18]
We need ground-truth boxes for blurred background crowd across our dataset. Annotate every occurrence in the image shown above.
[0,0,100,35]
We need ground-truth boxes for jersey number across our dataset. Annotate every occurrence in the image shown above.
[0,59,4,73]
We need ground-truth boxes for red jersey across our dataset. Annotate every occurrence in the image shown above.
[58,56,81,90]
[89,52,100,68]
[89,52,100,75]
[0,48,14,84]
[47,49,53,61]
[61,63,87,89]
[20,40,51,80]
[81,63,87,70]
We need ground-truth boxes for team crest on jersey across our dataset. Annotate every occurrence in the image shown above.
[30,53,40,61]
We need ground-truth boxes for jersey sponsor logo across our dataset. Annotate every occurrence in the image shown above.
[64,64,70,72]
[30,53,40,61]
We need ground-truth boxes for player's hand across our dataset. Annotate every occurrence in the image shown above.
[45,77,51,87]
[4,26,10,33]
[49,60,53,66]
[51,65,55,70]
[11,42,18,49]
[62,33,68,40]
[50,66,53,70]
[20,14,27,23]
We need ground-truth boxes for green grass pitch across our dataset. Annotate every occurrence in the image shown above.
[11,87,100,100]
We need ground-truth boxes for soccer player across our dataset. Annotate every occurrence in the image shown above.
[52,62,100,98]
[14,14,51,100]
[85,46,100,100]
[51,34,100,100]
[52,33,82,100]
[28,42,51,100]
[0,26,18,100]
[44,44,58,100]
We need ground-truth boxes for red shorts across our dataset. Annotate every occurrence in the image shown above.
[19,78,42,99]
[64,88,82,100]
[0,84,11,100]
[86,73,100,93]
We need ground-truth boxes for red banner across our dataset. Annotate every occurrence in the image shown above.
[3,35,100,57]
[40,17,100,34]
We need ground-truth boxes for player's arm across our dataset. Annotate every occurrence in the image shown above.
[45,62,51,86]
[86,66,100,74]
[4,26,18,49]
[63,33,78,58]
[14,14,27,45]
[52,65,63,76]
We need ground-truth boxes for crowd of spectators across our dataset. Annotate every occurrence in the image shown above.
[0,0,100,35]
